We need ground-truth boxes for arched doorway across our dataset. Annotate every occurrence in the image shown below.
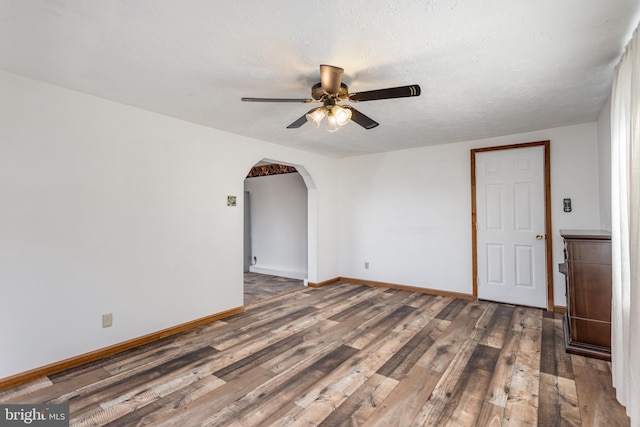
[243,159,316,304]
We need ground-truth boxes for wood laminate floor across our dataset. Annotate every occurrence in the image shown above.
[0,282,629,426]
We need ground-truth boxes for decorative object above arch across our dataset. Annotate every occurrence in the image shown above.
[246,163,298,178]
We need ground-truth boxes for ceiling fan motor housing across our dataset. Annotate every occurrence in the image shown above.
[311,82,349,100]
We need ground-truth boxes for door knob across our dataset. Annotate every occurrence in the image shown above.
[536,234,543,240]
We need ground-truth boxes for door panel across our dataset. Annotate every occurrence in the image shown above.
[486,185,503,230]
[514,182,532,230]
[476,146,546,308]
[515,245,533,287]
[486,244,504,284]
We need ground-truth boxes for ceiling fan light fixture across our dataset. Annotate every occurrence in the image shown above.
[326,111,340,132]
[305,107,326,128]
[332,105,352,127]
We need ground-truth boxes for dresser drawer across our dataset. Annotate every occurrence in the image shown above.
[566,240,611,263]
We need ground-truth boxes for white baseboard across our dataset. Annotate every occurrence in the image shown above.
[248,266,307,280]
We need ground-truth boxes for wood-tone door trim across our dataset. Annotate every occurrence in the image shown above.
[470,140,554,311]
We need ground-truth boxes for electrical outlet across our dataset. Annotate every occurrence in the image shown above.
[102,313,113,328]
[364,262,370,269]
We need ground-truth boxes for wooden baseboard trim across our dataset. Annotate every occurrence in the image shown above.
[0,306,245,392]
[307,277,340,288]
[339,277,475,301]
[553,305,567,314]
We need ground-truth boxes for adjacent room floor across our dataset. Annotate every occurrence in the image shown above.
[243,272,305,305]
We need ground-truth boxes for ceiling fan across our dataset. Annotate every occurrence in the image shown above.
[241,65,421,132]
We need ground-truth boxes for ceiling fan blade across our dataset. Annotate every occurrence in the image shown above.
[286,109,316,128]
[320,64,344,95]
[349,84,421,102]
[345,106,379,129]
[241,97,313,103]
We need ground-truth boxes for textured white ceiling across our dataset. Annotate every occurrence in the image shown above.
[1,1,639,157]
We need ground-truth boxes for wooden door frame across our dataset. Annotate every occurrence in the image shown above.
[470,140,554,311]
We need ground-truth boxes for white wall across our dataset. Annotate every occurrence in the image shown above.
[338,123,602,307]
[597,95,612,231]
[244,173,308,279]
[0,71,339,379]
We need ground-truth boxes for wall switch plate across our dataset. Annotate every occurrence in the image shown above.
[364,262,370,269]
[102,313,113,328]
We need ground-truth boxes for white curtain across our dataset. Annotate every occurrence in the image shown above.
[611,24,640,426]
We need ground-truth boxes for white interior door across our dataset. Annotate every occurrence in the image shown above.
[476,146,547,308]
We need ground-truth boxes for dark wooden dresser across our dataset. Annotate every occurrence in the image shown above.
[559,230,612,360]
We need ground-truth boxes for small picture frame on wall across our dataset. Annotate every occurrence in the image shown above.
[227,195,237,206]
